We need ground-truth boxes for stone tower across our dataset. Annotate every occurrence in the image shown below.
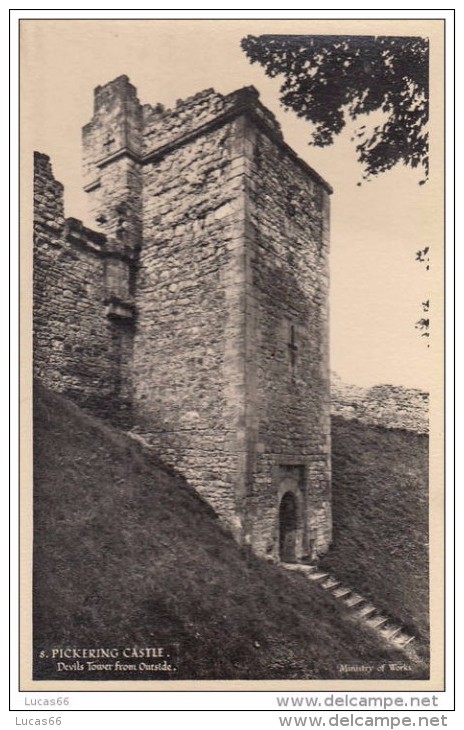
[37,75,332,562]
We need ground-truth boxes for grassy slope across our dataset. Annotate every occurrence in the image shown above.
[33,385,418,681]
[320,417,429,651]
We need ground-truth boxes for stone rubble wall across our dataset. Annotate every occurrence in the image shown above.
[242,117,332,558]
[142,85,284,155]
[130,117,248,529]
[33,152,134,423]
[331,373,429,434]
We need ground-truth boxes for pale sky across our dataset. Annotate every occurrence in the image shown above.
[22,19,442,391]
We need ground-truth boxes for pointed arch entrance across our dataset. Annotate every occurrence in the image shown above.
[279,491,298,562]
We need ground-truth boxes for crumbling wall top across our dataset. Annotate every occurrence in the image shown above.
[83,76,333,194]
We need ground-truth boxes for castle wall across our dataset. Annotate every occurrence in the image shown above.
[131,116,248,530]
[331,374,429,434]
[242,122,332,559]
[142,88,231,151]
[33,152,134,422]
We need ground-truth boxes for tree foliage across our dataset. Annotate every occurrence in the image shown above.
[415,247,430,346]
[241,34,429,182]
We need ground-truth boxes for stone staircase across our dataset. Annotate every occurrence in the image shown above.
[282,563,417,655]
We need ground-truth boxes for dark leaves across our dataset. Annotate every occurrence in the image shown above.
[416,246,430,270]
[415,248,430,346]
[241,34,429,181]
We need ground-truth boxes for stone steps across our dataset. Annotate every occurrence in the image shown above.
[281,561,416,654]
[344,593,365,608]
[332,586,351,598]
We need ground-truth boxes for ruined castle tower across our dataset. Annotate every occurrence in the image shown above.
[34,75,332,561]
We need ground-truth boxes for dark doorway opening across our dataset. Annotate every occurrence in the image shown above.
[279,492,298,562]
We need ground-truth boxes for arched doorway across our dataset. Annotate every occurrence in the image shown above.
[279,492,298,562]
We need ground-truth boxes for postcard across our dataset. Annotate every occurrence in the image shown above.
[19,17,446,692]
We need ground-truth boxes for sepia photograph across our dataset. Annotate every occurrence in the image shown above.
[20,17,445,690]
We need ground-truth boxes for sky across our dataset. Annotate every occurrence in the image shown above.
[21,18,443,391]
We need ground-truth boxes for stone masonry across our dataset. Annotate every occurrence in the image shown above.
[33,152,134,423]
[33,75,333,561]
[331,373,429,434]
